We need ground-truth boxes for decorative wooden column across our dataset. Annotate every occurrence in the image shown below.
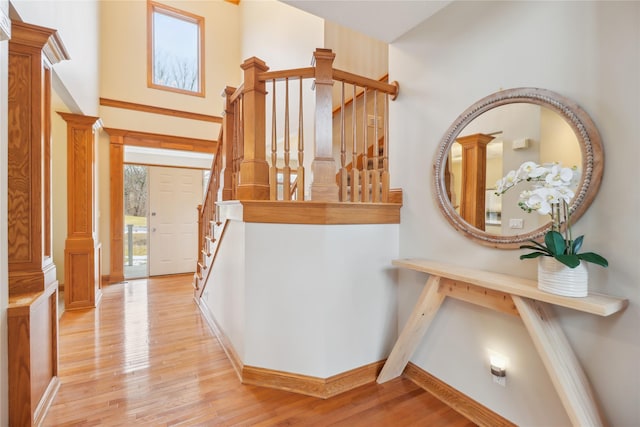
[7,20,69,427]
[58,113,103,310]
[106,131,125,284]
[457,133,494,230]
[310,48,339,201]
[237,57,269,200]
[221,86,236,200]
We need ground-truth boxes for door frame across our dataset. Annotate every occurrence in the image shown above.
[104,128,216,283]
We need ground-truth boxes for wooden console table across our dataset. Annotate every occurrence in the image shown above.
[377,259,628,427]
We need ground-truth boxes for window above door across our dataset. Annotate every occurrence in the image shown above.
[147,1,205,97]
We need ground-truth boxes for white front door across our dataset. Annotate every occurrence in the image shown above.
[149,166,202,276]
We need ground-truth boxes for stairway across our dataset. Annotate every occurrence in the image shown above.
[193,217,227,296]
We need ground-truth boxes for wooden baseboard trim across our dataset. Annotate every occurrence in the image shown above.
[33,376,60,426]
[404,362,516,427]
[195,298,244,381]
[243,360,386,399]
[196,296,385,399]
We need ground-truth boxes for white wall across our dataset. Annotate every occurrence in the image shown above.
[390,1,639,426]
[202,215,399,378]
[325,21,387,81]
[240,0,322,197]
[201,219,246,359]
[243,223,398,377]
[98,1,241,276]
[240,0,323,72]
[11,0,100,115]
[100,0,240,126]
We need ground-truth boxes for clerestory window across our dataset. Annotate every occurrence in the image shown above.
[147,1,205,96]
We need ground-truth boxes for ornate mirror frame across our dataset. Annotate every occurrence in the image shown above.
[433,87,604,249]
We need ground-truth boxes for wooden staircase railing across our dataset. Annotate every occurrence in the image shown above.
[220,48,398,204]
[195,48,400,290]
[195,127,223,287]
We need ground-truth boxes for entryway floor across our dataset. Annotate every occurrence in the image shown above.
[124,262,148,279]
[44,275,476,426]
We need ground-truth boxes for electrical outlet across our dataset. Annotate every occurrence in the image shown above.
[493,375,506,387]
[509,218,524,229]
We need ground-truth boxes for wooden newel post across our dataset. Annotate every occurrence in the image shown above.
[310,48,339,201]
[237,57,270,200]
[221,86,236,201]
[457,133,495,231]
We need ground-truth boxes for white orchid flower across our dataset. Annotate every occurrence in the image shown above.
[556,186,575,203]
[523,191,552,215]
[516,161,539,179]
[496,170,519,194]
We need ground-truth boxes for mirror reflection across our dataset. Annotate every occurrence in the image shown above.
[433,87,603,249]
[445,103,581,236]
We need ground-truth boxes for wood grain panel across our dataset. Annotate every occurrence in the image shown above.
[513,296,605,426]
[100,97,222,123]
[236,57,270,200]
[8,282,59,426]
[103,127,217,154]
[377,275,444,383]
[439,278,519,317]
[59,113,102,309]
[44,67,52,258]
[70,127,90,234]
[243,361,386,399]
[8,51,36,264]
[310,49,339,201]
[65,252,90,306]
[8,301,32,425]
[240,200,401,224]
[392,258,628,316]
[108,137,125,284]
[29,291,55,408]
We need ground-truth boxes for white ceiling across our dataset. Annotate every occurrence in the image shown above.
[281,0,452,43]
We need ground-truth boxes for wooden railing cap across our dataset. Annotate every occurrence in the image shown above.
[241,56,269,71]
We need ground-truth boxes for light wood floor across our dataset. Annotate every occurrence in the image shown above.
[44,274,475,426]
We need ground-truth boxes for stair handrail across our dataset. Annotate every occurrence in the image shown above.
[196,126,223,280]
[195,48,401,283]
[217,48,399,205]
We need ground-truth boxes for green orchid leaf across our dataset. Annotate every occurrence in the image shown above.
[545,231,566,256]
[520,252,546,260]
[578,252,609,267]
[555,254,581,268]
[519,245,552,255]
[522,239,548,251]
[572,235,584,254]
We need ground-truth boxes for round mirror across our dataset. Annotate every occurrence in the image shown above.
[433,88,603,248]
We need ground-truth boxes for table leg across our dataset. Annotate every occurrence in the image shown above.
[513,296,605,427]
[377,275,445,383]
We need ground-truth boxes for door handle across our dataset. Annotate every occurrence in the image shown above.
[152,227,157,232]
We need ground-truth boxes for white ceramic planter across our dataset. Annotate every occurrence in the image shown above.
[537,256,588,297]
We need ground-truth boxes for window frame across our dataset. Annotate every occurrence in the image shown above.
[147,0,205,97]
